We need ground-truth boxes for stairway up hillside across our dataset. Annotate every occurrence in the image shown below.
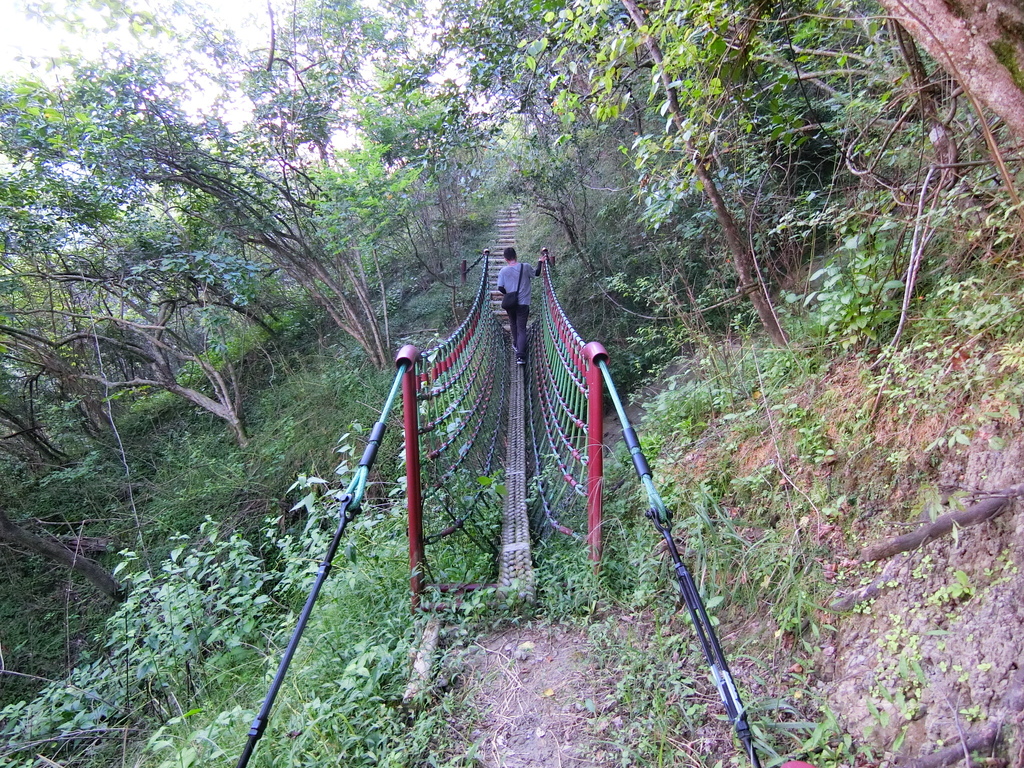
[488,207,522,329]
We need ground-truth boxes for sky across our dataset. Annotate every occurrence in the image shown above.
[0,0,275,134]
[0,0,265,77]
[0,1,74,73]
[0,0,452,143]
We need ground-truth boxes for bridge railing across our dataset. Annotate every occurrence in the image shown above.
[397,261,509,606]
[237,259,505,765]
[526,265,606,560]
[594,352,763,768]
[528,265,763,767]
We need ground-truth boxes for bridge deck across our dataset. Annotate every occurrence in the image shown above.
[487,206,534,599]
[498,350,534,600]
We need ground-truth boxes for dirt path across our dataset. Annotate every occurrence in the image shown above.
[456,623,605,767]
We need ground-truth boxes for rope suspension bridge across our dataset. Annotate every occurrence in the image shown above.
[236,209,814,768]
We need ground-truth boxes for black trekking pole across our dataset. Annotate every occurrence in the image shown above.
[235,493,357,768]
[648,507,763,768]
[594,355,763,768]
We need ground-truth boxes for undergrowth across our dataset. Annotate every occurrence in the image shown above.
[5,210,1024,768]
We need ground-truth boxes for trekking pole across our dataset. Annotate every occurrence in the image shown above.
[593,355,763,768]
[236,360,406,768]
[235,493,357,768]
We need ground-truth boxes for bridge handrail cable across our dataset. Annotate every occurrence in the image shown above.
[531,265,762,768]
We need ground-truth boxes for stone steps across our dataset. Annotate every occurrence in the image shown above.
[487,206,524,327]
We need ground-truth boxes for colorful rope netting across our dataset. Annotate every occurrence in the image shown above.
[411,264,510,587]
[525,266,593,542]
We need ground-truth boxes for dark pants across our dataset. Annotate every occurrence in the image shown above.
[506,304,530,360]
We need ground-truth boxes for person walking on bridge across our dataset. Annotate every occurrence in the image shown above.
[497,247,546,365]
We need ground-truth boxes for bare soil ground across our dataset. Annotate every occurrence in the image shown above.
[453,623,605,767]
[818,428,1024,764]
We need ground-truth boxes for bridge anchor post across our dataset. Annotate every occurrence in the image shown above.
[583,342,608,563]
[396,344,424,609]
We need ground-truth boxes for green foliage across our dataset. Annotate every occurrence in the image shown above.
[644,344,815,449]
[793,221,905,350]
[0,519,281,765]
[928,275,1024,338]
[132,493,419,768]
[682,491,823,637]
[5,0,1024,765]
[925,569,975,607]
[420,470,504,586]
[316,144,424,248]
[532,532,603,618]
[792,705,878,767]
[0,546,113,708]
[0,478,417,768]
[856,265,1024,442]
[771,402,836,465]
[0,336,394,713]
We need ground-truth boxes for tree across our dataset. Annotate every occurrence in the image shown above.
[0,507,123,601]
[0,140,265,446]
[528,0,794,344]
[0,339,75,467]
[878,0,1024,144]
[3,1,398,368]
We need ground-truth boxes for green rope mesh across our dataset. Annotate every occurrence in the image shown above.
[411,263,510,585]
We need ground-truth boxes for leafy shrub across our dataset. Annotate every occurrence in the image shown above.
[138,495,418,768]
[0,519,305,765]
[794,221,904,350]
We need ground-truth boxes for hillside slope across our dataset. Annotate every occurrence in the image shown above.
[631,343,1024,765]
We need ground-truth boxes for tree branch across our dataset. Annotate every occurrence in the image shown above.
[859,485,1024,562]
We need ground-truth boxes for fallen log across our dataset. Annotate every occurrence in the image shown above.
[60,536,115,554]
[860,485,1024,563]
[895,650,1024,767]
[896,724,998,768]
[403,617,441,705]
[829,553,908,612]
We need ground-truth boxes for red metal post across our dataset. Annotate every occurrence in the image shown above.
[396,344,424,608]
[582,342,608,563]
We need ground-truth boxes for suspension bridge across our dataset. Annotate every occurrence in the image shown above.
[235,209,815,768]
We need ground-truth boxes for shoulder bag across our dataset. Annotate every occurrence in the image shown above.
[501,263,526,310]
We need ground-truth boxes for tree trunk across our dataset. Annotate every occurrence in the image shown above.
[878,0,1024,143]
[0,508,124,602]
[890,20,960,185]
[621,0,789,346]
[688,155,790,346]
[167,382,249,447]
